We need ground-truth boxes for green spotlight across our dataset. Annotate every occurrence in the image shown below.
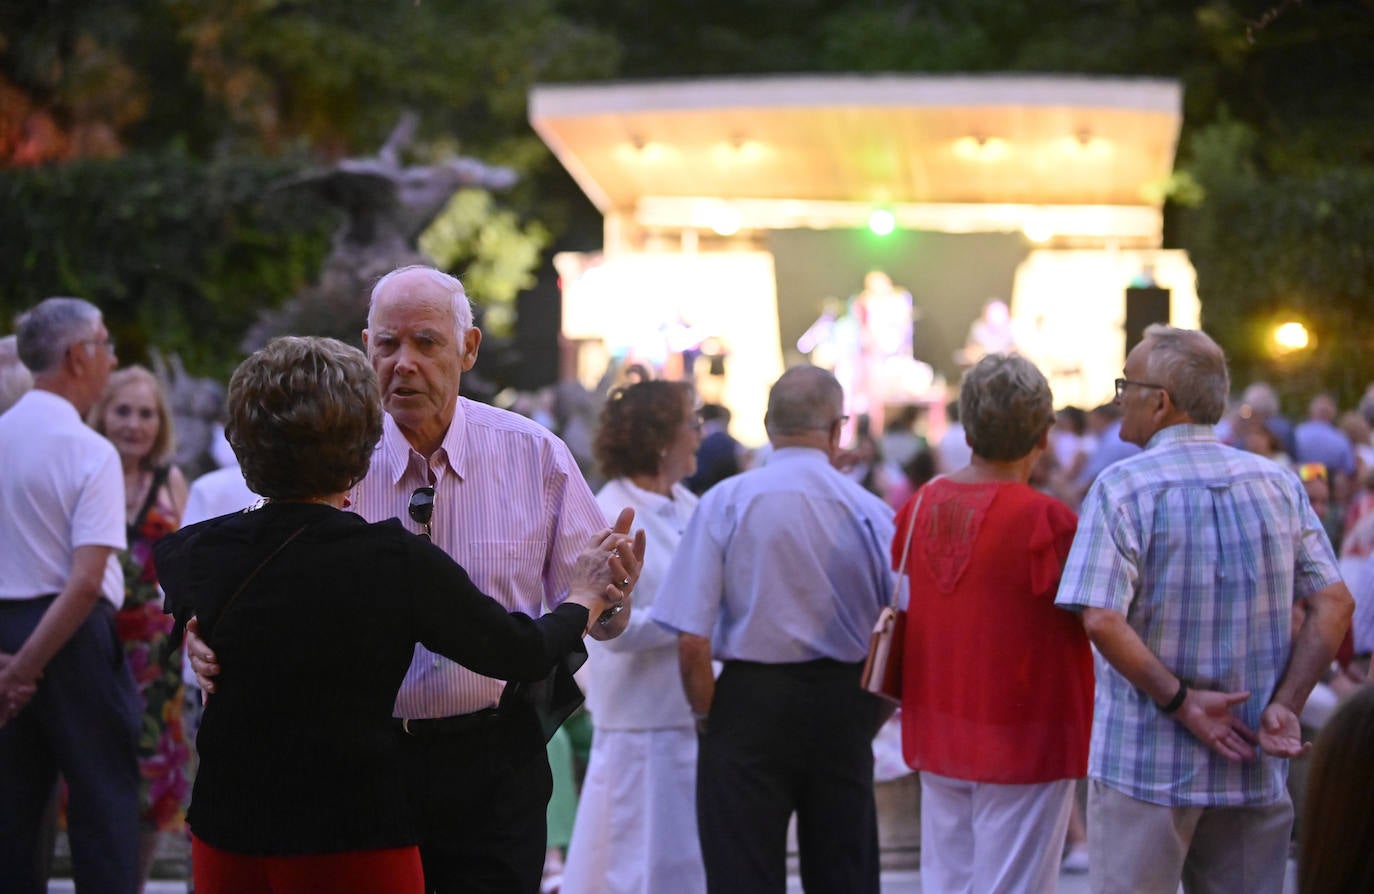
[868,208,896,236]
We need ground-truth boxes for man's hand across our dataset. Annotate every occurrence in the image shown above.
[1257,703,1310,758]
[0,652,38,727]
[1174,688,1258,761]
[186,618,221,697]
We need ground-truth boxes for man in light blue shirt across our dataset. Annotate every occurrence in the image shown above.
[651,365,895,894]
[1056,325,1352,894]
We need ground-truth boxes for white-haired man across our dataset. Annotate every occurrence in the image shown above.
[0,297,140,893]
[191,265,642,893]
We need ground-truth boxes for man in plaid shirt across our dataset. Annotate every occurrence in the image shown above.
[1056,325,1353,894]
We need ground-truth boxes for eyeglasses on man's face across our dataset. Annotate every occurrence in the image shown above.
[76,336,116,357]
[1114,378,1168,401]
[408,486,435,538]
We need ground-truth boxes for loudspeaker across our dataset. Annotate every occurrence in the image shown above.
[1124,287,1171,352]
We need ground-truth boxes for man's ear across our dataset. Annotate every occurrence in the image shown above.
[460,327,482,372]
[63,341,86,378]
[1155,388,1181,425]
[361,329,370,352]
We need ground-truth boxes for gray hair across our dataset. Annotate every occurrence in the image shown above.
[368,265,473,341]
[1241,381,1280,417]
[0,335,33,413]
[15,297,102,375]
[1141,324,1229,425]
[765,365,843,439]
[959,353,1055,462]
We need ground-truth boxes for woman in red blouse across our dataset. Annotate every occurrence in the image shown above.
[894,353,1093,894]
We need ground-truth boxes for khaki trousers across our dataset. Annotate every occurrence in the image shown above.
[1087,779,1292,894]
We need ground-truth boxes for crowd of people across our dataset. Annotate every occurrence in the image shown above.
[1,271,1372,894]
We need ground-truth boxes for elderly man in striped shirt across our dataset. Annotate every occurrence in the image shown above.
[1056,325,1353,894]
[190,265,642,894]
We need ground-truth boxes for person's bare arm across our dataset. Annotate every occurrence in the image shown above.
[1260,581,1355,757]
[1082,606,1258,761]
[167,465,190,520]
[678,633,715,733]
[0,545,112,725]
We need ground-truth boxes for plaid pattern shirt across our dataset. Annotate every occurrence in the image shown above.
[1056,424,1342,807]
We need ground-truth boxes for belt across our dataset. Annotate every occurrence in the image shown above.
[399,708,502,737]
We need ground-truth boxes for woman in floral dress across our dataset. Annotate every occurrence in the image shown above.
[90,365,191,887]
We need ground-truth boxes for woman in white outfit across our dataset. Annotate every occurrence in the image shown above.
[562,380,706,894]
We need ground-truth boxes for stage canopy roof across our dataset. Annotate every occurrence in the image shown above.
[529,74,1183,242]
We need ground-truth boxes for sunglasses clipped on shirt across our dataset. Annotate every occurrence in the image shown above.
[408,486,435,539]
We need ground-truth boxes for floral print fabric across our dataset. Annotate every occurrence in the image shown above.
[114,477,189,832]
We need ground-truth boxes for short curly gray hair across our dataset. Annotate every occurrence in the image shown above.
[226,336,382,500]
[959,353,1055,462]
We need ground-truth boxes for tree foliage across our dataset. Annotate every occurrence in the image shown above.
[420,189,550,338]
[0,153,331,378]
[2,0,1371,393]
[0,0,615,375]
[1176,119,1374,403]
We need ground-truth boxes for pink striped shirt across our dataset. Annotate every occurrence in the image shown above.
[351,398,605,719]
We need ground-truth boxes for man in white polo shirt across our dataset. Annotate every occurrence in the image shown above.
[0,297,141,894]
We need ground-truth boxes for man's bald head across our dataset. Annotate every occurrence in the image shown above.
[765,366,844,442]
[368,265,473,342]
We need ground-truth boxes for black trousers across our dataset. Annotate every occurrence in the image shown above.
[698,659,881,894]
[0,597,141,894]
[402,701,552,894]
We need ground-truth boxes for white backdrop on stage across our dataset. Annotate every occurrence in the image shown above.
[562,251,785,447]
[1010,249,1200,411]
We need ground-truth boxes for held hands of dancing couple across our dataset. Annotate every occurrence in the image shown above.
[186,506,646,696]
[568,507,647,638]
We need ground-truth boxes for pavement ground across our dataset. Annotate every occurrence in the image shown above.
[53,862,1306,893]
[45,866,1098,894]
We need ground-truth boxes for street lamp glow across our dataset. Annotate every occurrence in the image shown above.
[1273,321,1310,353]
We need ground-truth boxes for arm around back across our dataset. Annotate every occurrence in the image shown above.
[0,544,113,722]
[1262,580,1355,757]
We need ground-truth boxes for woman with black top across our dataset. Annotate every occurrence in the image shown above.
[154,336,631,894]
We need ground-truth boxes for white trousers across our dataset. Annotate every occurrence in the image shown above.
[561,727,704,894]
[919,772,1075,894]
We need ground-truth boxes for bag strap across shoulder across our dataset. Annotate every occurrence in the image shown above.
[128,464,172,535]
[218,521,311,621]
[888,478,938,609]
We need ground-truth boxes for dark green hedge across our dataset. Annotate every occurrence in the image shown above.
[0,152,331,379]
